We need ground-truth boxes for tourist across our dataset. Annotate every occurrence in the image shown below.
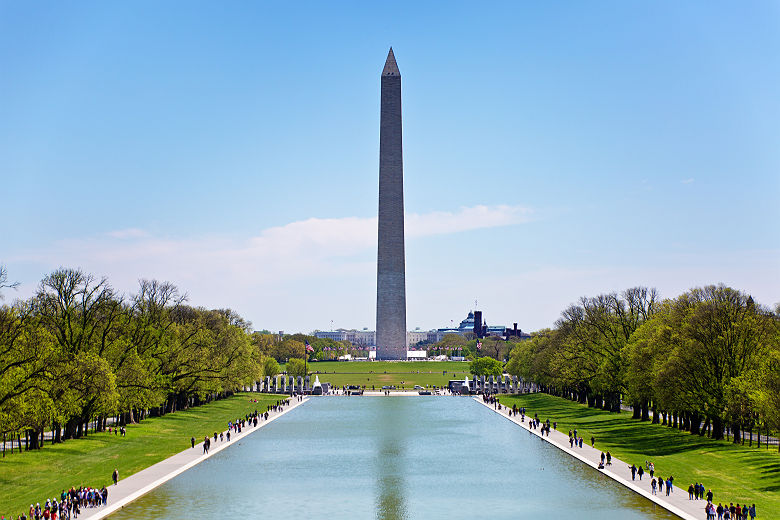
[600,452,605,465]
[665,477,672,496]
[591,436,595,447]
[749,504,756,519]
[630,464,637,480]
[651,479,657,495]
[112,469,118,486]
[606,451,612,465]
[649,462,655,478]
[658,477,663,493]
[689,484,695,500]
[191,436,195,448]
[717,503,724,520]
[637,465,644,480]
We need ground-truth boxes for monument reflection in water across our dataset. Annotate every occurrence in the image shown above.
[109,398,677,520]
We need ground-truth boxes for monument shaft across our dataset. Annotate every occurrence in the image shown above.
[376,48,407,360]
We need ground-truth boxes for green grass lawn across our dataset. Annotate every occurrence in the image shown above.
[500,393,780,517]
[0,393,283,518]
[302,360,471,389]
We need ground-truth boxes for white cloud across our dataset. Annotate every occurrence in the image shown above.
[681,178,695,184]
[11,204,532,316]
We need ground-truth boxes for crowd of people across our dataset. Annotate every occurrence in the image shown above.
[3,486,110,520]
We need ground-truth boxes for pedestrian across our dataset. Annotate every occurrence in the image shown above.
[111,469,118,486]
[630,464,637,480]
[606,451,612,465]
[578,437,583,448]
[591,436,595,447]
[190,436,195,449]
[651,479,657,495]
[637,465,644,480]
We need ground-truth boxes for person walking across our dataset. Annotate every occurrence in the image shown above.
[112,469,118,486]
[651,479,657,495]
[190,436,195,449]
[637,466,644,480]
[630,464,637,480]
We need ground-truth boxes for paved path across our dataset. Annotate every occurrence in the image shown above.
[77,397,309,520]
[475,397,710,520]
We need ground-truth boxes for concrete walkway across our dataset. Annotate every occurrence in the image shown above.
[475,397,710,520]
[78,397,309,520]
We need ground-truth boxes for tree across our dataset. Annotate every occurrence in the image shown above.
[33,268,122,438]
[0,265,19,300]
[469,356,503,377]
[646,285,774,440]
[263,357,280,378]
[286,358,307,378]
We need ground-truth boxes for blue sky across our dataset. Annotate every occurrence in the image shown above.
[1,1,778,332]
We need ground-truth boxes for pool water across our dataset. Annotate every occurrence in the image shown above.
[108,397,677,519]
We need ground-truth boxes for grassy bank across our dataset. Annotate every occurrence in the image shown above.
[300,360,471,389]
[500,393,780,517]
[0,393,283,518]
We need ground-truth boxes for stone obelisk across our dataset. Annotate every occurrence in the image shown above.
[376,48,407,360]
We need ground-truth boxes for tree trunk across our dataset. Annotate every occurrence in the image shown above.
[631,401,641,419]
[690,412,701,435]
[651,403,659,424]
[641,401,650,422]
[712,416,724,440]
[731,422,741,444]
[27,429,39,450]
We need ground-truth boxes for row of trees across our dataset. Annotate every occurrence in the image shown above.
[0,267,264,450]
[505,285,780,443]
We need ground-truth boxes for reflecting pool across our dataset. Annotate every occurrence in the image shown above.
[109,397,677,519]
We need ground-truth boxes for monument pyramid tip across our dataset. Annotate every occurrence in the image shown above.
[382,48,400,76]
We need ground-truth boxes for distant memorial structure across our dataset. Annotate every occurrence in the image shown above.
[375,48,407,360]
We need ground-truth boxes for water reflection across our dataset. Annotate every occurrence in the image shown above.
[374,398,408,520]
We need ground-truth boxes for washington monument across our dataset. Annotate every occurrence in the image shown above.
[375,48,407,360]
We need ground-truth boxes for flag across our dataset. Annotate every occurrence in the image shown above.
[477,340,482,350]
[305,340,314,353]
